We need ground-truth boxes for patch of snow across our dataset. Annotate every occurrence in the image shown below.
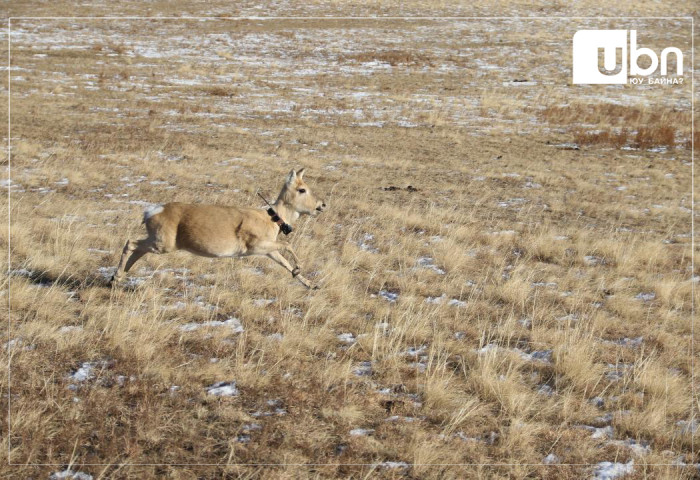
[425,294,465,307]
[538,385,554,396]
[251,399,287,417]
[416,257,446,275]
[358,233,379,253]
[376,461,410,469]
[179,317,244,333]
[677,419,698,434]
[477,343,499,355]
[595,413,614,424]
[426,294,447,304]
[557,313,579,323]
[253,298,275,307]
[97,266,116,279]
[549,143,580,150]
[453,431,499,444]
[502,80,537,86]
[586,425,614,439]
[86,248,112,254]
[635,292,655,302]
[584,255,604,266]
[206,381,239,397]
[385,415,418,423]
[349,428,374,436]
[519,349,553,364]
[376,290,399,303]
[59,326,83,334]
[606,363,633,381]
[353,361,372,377]
[49,471,93,480]
[543,453,560,464]
[497,197,527,208]
[337,333,356,344]
[10,268,33,277]
[4,338,35,351]
[375,322,391,334]
[608,438,650,455]
[605,336,643,348]
[68,361,109,383]
[404,345,427,357]
[592,460,633,480]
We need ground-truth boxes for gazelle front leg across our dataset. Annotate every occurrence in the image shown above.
[111,238,153,285]
[280,242,302,271]
[266,251,317,290]
[250,240,316,289]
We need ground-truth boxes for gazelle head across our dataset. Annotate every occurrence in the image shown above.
[278,168,326,217]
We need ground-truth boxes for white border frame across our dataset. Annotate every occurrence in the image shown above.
[5,15,695,469]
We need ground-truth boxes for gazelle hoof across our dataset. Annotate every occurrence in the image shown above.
[108,275,121,286]
[292,267,301,277]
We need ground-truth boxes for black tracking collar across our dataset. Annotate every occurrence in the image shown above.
[267,208,293,235]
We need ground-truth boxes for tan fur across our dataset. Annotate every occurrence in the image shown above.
[111,168,326,289]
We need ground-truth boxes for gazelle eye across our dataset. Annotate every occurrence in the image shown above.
[298,188,306,193]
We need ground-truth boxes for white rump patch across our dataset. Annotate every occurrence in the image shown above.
[143,204,164,222]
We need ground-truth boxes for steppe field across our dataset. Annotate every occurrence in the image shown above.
[1,2,698,479]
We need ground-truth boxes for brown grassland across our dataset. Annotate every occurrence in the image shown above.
[1,2,698,479]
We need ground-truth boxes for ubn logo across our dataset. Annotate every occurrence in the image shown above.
[572,30,683,84]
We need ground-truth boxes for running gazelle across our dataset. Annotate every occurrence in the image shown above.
[110,168,326,289]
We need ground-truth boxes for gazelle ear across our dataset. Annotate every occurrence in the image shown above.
[297,168,305,180]
[285,169,297,186]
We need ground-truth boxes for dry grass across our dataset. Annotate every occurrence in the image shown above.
[573,128,630,149]
[543,103,691,150]
[1,9,697,480]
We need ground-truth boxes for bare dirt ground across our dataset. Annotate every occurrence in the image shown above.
[1,1,698,478]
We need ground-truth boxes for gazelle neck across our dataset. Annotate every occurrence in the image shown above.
[272,199,299,225]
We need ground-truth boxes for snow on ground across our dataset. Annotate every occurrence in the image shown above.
[592,460,634,480]
[376,461,410,469]
[337,333,357,344]
[49,471,93,480]
[425,294,466,307]
[68,360,110,385]
[353,361,372,377]
[375,290,399,303]
[476,344,552,364]
[416,256,446,274]
[179,317,244,333]
[205,381,239,397]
